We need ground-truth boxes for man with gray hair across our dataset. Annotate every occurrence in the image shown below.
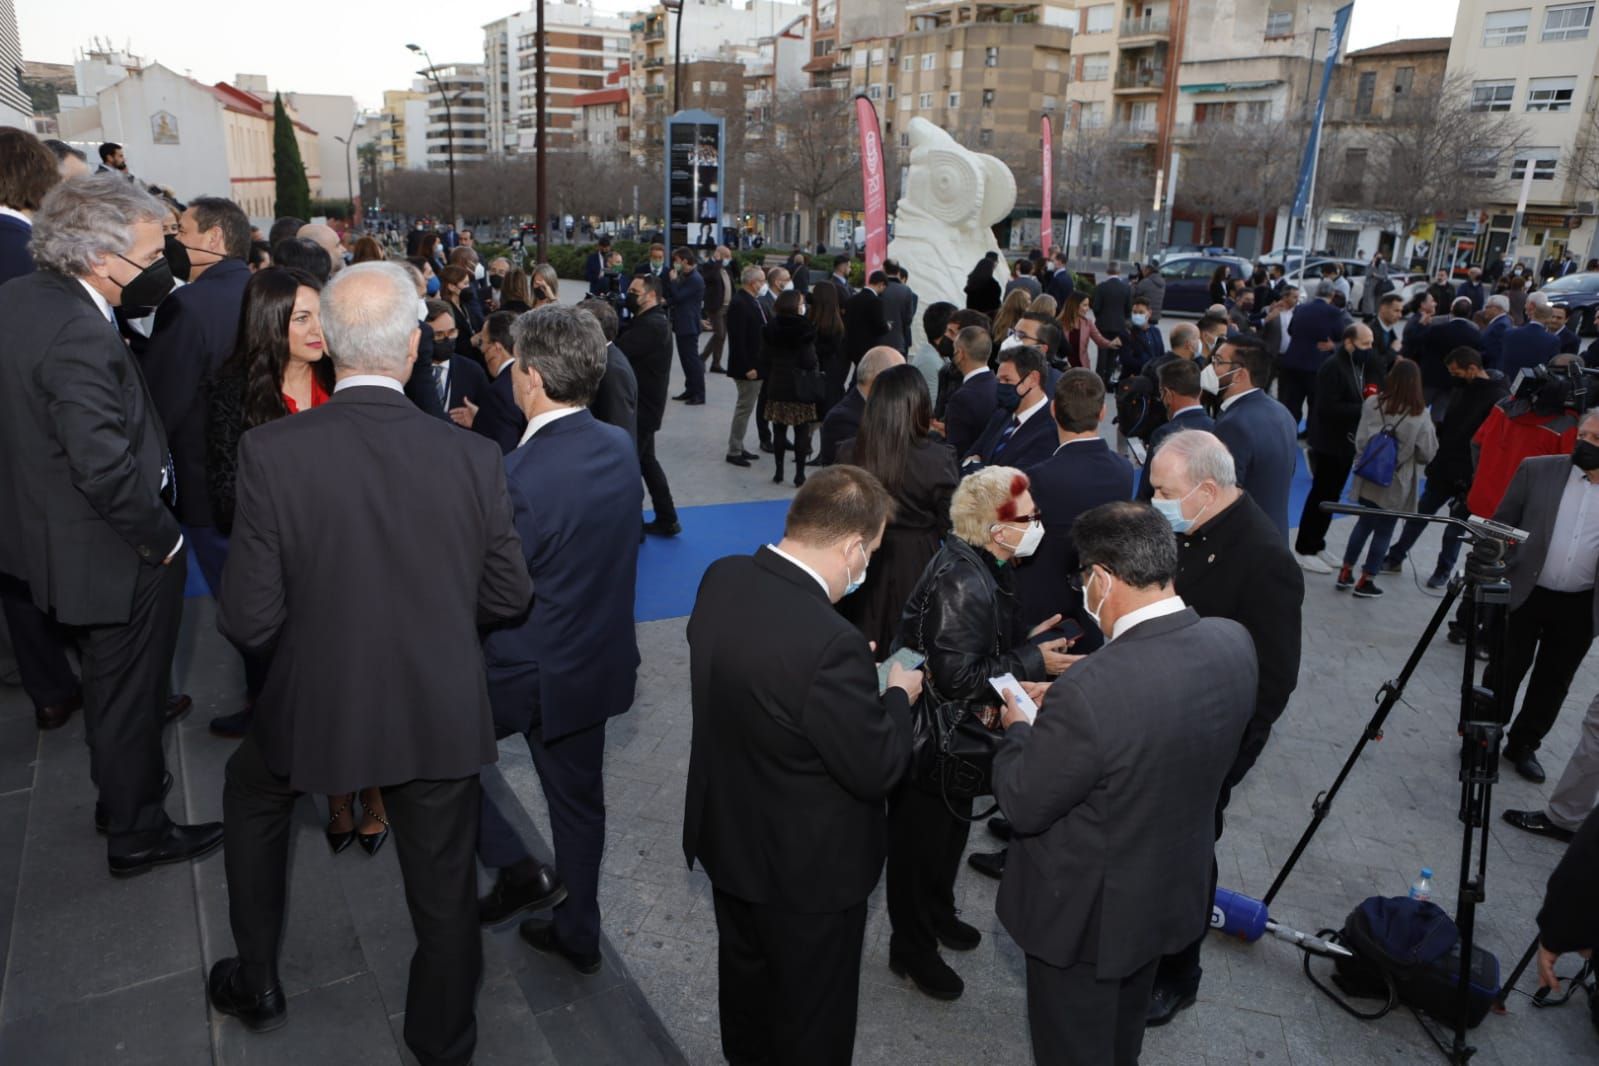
[576,297,638,442]
[1280,277,1347,430]
[1143,429,1304,1023]
[475,305,643,978]
[1481,293,1513,370]
[209,261,531,1052]
[724,263,770,466]
[820,345,905,465]
[0,173,223,875]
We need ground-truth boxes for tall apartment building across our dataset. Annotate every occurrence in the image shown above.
[420,63,490,170]
[380,88,429,171]
[0,0,30,129]
[484,3,633,155]
[1444,0,1599,266]
[573,64,631,150]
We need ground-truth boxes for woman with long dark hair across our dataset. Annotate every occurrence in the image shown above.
[1056,291,1119,370]
[204,267,391,856]
[964,257,1003,318]
[836,365,958,651]
[350,235,384,263]
[1337,358,1437,599]
[1208,264,1230,306]
[438,264,478,358]
[762,290,820,486]
[808,280,848,412]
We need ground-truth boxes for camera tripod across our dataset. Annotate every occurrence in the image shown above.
[1264,504,1518,1064]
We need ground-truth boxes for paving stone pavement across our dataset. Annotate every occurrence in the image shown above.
[1,298,1595,1063]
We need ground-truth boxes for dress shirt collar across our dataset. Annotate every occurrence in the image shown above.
[517,404,582,447]
[0,206,31,227]
[334,375,406,394]
[1111,594,1187,641]
[767,544,831,598]
[1012,393,1047,428]
[76,278,115,324]
[963,365,991,383]
[1220,387,1259,412]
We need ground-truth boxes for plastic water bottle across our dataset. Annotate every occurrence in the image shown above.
[1409,868,1433,902]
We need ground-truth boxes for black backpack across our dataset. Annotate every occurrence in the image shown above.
[1114,372,1166,443]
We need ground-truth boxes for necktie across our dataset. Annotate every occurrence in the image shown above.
[995,416,1021,454]
[433,363,447,407]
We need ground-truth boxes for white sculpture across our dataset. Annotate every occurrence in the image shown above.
[887,117,1016,317]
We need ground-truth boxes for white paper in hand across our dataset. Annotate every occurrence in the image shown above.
[989,674,1037,724]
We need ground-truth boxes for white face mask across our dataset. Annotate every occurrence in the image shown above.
[782,280,795,292]
[1199,362,1220,395]
[759,284,771,298]
[843,541,869,597]
[999,332,1024,351]
[416,297,430,322]
[997,519,1044,559]
[473,262,486,281]
[1084,568,1109,633]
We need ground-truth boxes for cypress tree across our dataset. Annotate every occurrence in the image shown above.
[272,92,312,219]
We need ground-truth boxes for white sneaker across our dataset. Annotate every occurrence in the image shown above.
[1296,552,1333,575]
[1318,550,1341,568]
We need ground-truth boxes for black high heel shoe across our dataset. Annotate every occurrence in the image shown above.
[357,803,390,856]
[325,798,356,855]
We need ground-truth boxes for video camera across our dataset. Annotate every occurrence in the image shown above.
[1509,361,1596,414]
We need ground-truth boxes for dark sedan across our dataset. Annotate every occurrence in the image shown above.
[1542,272,1599,335]
[1157,255,1254,315]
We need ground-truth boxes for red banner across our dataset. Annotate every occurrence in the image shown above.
[1040,114,1053,259]
[854,95,888,279]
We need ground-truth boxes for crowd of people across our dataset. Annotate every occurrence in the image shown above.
[0,124,1595,1066]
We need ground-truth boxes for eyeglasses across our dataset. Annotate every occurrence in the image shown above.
[1008,512,1043,525]
[1068,568,1090,592]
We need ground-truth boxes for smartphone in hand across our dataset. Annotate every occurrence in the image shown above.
[1030,619,1083,646]
[877,647,926,695]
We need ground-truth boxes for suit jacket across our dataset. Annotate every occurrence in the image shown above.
[437,355,490,413]
[1214,389,1299,539]
[1495,455,1599,630]
[1555,326,1581,356]
[477,363,526,454]
[0,271,182,625]
[618,305,675,436]
[590,342,639,443]
[0,214,32,286]
[216,384,531,794]
[1500,323,1561,380]
[843,287,890,364]
[993,608,1256,975]
[1306,350,1367,460]
[1138,405,1215,500]
[483,410,641,741]
[963,404,1058,471]
[584,250,609,293]
[942,369,999,458]
[1537,806,1599,954]
[726,289,767,379]
[1371,319,1401,382]
[1282,298,1345,374]
[1017,438,1136,644]
[140,258,251,526]
[1259,310,1289,360]
[684,547,913,912]
[1089,276,1132,336]
[1416,317,1484,393]
[818,386,865,466]
[666,267,705,336]
[405,321,448,419]
[879,279,918,354]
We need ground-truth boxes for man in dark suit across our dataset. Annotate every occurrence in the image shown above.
[1500,302,1562,380]
[584,234,613,295]
[724,264,769,465]
[819,347,904,465]
[140,195,253,594]
[1137,357,1214,500]
[423,299,493,421]
[829,253,853,296]
[789,250,811,295]
[844,270,893,366]
[879,259,918,354]
[209,262,531,1055]
[576,298,638,443]
[1372,292,1405,379]
[1279,280,1347,430]
[1293,323,1373,572]
[455,310,526,454]
[940,325,998,459]
[700,245,732,375]
[962,346,1057,472]
[993,502,1256,1065]
[1415,297,1484,408]
[666,246,707,404]
[1484,427,1599,784]
[619,275,682,537]
[1549,305,1582,355]
[1212,335,1299,539]
[1144,430,1304,1023]
[473,306,642,973]
[1089,261,1132,337]
[0,175,223,874]
[686,466,920,1066]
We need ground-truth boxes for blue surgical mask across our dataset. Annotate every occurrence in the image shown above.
[843,541,869,596]
[1131,312,1149,328]
[426,275,440,296]
[1153,484,1208,533]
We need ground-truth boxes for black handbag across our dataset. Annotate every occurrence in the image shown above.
[793,367,827,405]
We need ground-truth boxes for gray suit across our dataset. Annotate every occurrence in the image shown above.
[879,278,918,354]
[994,606,1256,1065]
[1495,455,1599,629]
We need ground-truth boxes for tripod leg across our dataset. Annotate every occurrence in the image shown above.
[1494,935,1542,1010]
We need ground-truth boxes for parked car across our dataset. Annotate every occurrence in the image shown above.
[1161,243,1237,258]
[1284,257,1417,318]
[1541,271,1599,335]
[1156,254,1254,315]
[1259,247,1334,271]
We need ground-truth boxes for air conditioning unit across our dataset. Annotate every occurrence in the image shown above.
[1576,201,1598,216]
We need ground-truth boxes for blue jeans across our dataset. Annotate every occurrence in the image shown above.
[1385,481,1467,575]
[1342,498,1399,578]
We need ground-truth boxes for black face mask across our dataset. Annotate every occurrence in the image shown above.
[1349,345,1372,367]
[489,275,503,291]
[937,336,955,362]
[162,235,191,282]
[113,254,175,309]
[624,292,641,314]
[1573,440,1599,472]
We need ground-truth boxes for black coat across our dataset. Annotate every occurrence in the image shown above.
[1090,276,1133,336]
[0,271,182,625]
[835,437,958,651]
[1214,389,1300,539]
[1426,372,1508,492]
[1307,350,1368,460]
[1415,317,1484,394]
[843,287,890,364]
[617,304,674,435]
[879,278,918,354]
[1176,492,1304,792]
[964,275,1002,318]
[684,547,913,911]
[760,314,818,405]
[726,289,767,379]
[405,321,447,419]
[140,257,251,526]
[1537,806,1599,954]
[591,341,639,444]
[942,369,999,459]
[482,364,527,454]
[0,214,32,286]
[217,385,531,794]
[818,386,864,466]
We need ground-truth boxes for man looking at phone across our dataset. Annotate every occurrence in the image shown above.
[1143,430,1304,1025]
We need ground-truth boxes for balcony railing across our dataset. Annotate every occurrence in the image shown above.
[1121,15,1170,35]
[1114,122,1160,143]
[645,84,665,96]
[1114,67,1165,89]
[644,24,665,41]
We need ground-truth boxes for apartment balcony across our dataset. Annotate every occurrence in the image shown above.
[1114,67,1165,92]
[644,56,665,69]
[1113,123,1160,144]
[1120,15,1170,38]
[644,23,665,41]
[645,84,666,96]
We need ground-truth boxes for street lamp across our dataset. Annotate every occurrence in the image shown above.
[333,114,366,229]
[407,43,457,229]
[663,0,686,114]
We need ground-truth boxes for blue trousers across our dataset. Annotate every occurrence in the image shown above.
[185,522,269,697]
[1385,481,1467,575]
[1341,498,1400,578]
[676,332,705,401]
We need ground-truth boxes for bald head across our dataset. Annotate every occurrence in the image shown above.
[298,223,343,274]
[857,347,905,396]
[1170,323,1199,357]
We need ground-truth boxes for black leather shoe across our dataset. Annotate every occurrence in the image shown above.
[888,953,963,1001]
[685,397,706,406]
[519,918,601,975]
[1503,746,1547,784]
[108,821,224,878]
[672,391,691,401]
[208,958,287,1032]
[164,693,193,724]
[740,450,760,461]
[36,691,82,731]
[967,849,1006,880]
[933,914,982,951]
[1145,982,1198,1027]
[642,519,682,537]
[209,706,253,739]
[95,771,173,835]
[1501,808,1575,842]
[759,442,774,454]
[987,815,1013,842]
[724,454,751,467]
[480,865,568,925]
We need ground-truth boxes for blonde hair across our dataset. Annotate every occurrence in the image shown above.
[1028,294,1057,318]
[950,466,1030,546]
[992,289,1032,338]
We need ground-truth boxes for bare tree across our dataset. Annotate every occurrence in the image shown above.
[1566,104,1599,208]
[1056,123,1150,256]
[753,90,859,246]
[383,168,451,219]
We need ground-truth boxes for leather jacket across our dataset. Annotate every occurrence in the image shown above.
[894,536,1046,703]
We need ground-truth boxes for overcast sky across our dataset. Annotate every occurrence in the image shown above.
[20,0,1461,111]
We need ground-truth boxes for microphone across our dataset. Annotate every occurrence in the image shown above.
[1211,886,1353,959]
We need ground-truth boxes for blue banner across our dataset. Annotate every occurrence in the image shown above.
[1290,3,1354,221]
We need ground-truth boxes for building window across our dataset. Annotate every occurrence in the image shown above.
[985,46,999,66]
[1083,4,1114,32]
[902,54,914,71]
[982,88,995,107]
[1470,80,1516,111]
[1265,0,1294,37]
[1393,66,1414,95]
[922,53,936,70]
[710,80,727,94]
[1511,149,1559,180]
[854,50,867,67]
[1042,94,1058,111]
[887,83,896,99]
[868,84,881,99]
[979,129,993,147]
[1542,2,1593,40]
[1526,76,1576,111]
[1085,101,1106,128]
[919,92,932,108]
[1246,100,1269,122]
[871,48,884,63]
[1045,55,1060,71]
[950,51,963,69]
[948,92,960,107]
[1482,8,1530,46]
[1082,54,1110,81]
[1355,71,1376,115]
[900,132,909,147]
